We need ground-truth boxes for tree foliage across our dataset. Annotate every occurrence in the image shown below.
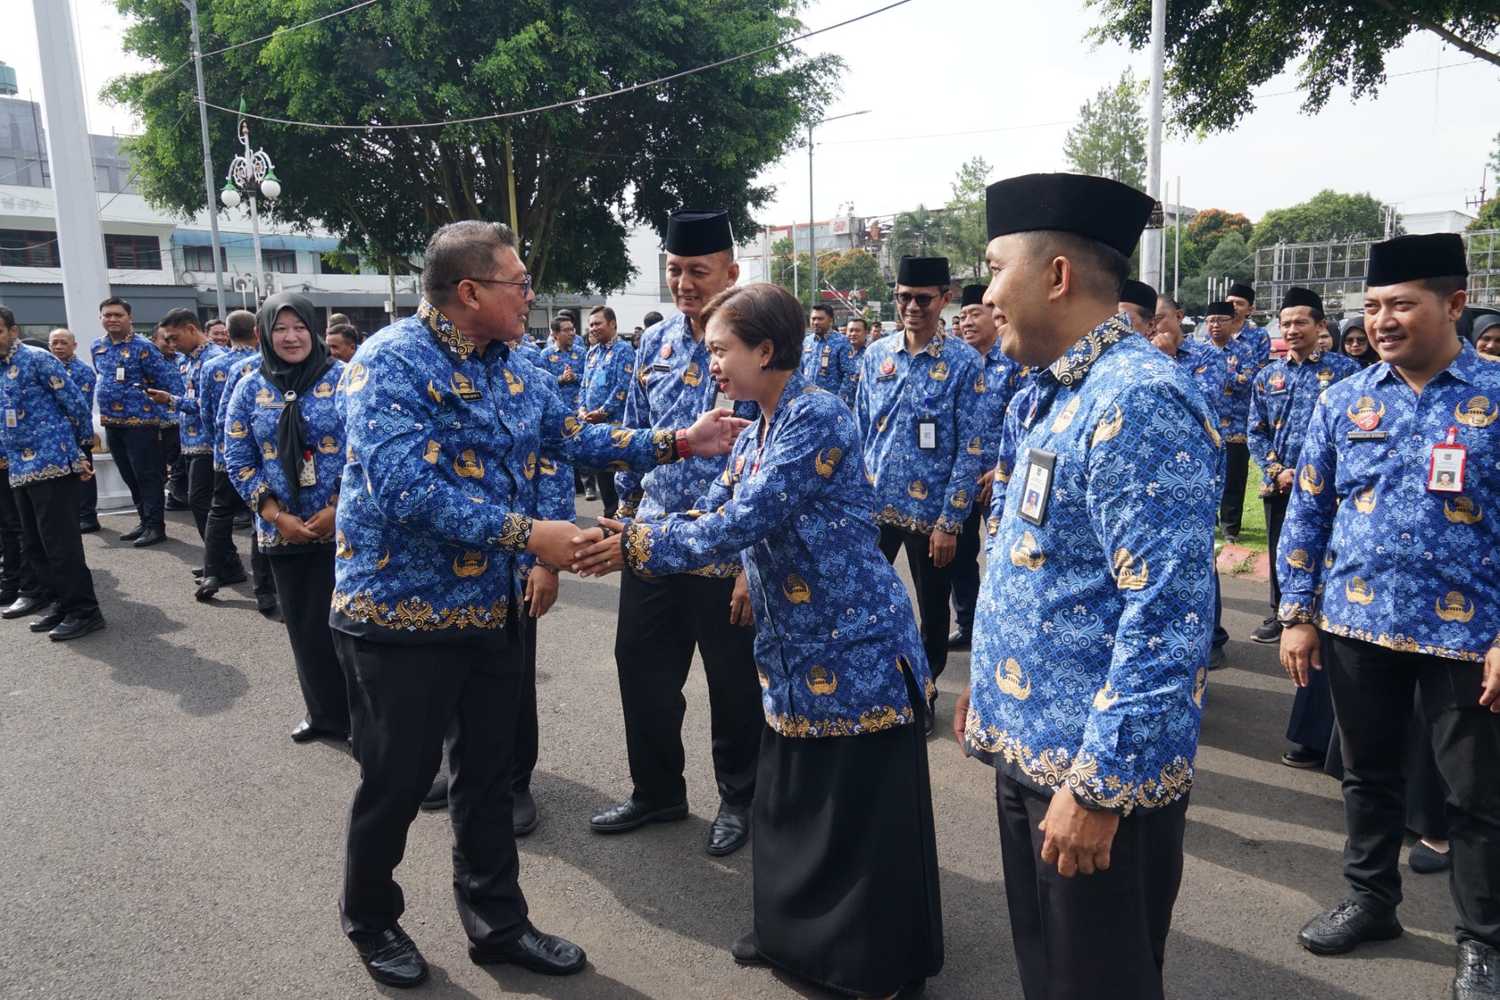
[1249,190,1388,247]
[1472,196,1500,231]
[1188,208,1252,247]
[890,205,947,264]
[822,249,883,300]
[1062,69,1146,190]
[106,0,835,293]
[937,156,992,282]
[1087,0,1500,133]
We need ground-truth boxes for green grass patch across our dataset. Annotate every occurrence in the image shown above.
[1228,461,1269,554]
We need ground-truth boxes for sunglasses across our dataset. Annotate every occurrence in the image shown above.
[895,292,939,308]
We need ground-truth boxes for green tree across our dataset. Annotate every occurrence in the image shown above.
[769,236,814,308]
[938,156,993,282]
[822,249,883,300]
[1088,0,1500,133]
[890,205,948,264]
[1250,190,1388,247]
[1182,231,1253,309]
[1472,196,1500,231]
[1062,69,1146,190]
[1187,208,1253,247]
[107,0,834,293]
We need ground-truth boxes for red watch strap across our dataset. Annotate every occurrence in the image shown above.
[675,428,691,459]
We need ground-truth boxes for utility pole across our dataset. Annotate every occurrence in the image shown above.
[184,0,228,318]
[807,110,871,308]
[1140,0,1166,289]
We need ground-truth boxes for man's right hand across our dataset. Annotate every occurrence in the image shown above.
[951,687,971,756]
[145,388,173,404]
[1279,623,1321,687]
[526,519,585,569]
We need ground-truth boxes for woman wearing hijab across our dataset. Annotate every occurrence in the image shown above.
[1338,317,1378,367]
[223,292,350,744]
[571,282,943,999]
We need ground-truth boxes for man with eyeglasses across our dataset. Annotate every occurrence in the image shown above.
[855,255,986,729]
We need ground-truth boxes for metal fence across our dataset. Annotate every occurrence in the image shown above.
[1252,230,1500,315]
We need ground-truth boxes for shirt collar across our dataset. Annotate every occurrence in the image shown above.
[1045,314,1132,388]
[896,331,947,358]
[417,298,476,362]
[1372,340,1480,388]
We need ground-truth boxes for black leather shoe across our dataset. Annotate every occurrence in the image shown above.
[119,523,146,542]
[1298,899,1403,955]
[1281,746,1325,769]
[133,526,166,548]
[1,594,46,619]
[1455,940,1500,999]
[164,494,191,511]
[514,789,539,837]
[1208,644,1227,671]
[351,925,428,988]
[256,595,282,622]
[924,692,938,737]
[291,718,346,743]
[219,568,248,586]
[1251,618,1283,644]
[469,925,586,976]
[78,520,100,534]
[1410,841,1452,874]
[0,591,15,608]
[421,775,448,812]
[50,611,104,642]
[730,931,766,966]
[947,627,971,650]
[707,804,750,857]
[590,798,688,834]
[195,576,223,602]
[29,607,65,633]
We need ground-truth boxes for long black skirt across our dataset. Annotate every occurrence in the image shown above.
[752,683,943,997]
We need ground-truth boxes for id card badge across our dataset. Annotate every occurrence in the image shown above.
[714,389,734,412]
[1017,449,1057,526]
[299,451,317,488]
[115,366,126,382]
[918,420,937,450]
[1428,427,1466,494]
[4,409,15,429]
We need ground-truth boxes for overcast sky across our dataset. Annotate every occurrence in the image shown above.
[7,0,1499,228]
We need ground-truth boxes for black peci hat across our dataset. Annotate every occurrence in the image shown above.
[984,172,1154,257]
[1120,279,1157,314]
[1366,233,1469,287]
[1279,286,1323,313]
[1227,282,1255,304]
[897,256,950,288]
[1205,301,1235,319]
[960,284,986,308]
[665,210,734,256]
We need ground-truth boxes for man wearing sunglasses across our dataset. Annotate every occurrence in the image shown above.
[854,255,986,730]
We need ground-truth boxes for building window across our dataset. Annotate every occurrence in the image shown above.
[0,229,61,268]
[657,253,673,303]
[263,249,298,273]
[182,245,226,273]
[104,234,163,270]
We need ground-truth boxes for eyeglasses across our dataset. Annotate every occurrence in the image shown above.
[895,292,938,308]
[456,273,533,295]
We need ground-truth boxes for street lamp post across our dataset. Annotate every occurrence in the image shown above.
[807,109,870,305]
[219,116,281,304]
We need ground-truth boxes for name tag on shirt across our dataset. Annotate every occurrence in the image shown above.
[714,390,734,412]
[1017,449,1057,527]
[4,409,15,428]
[652,362,671,373]
[918,420,937,450]
[115,366,126,382]
[1347,430,1388,442]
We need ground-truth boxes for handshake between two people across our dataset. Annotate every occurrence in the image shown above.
[525,407,748,575]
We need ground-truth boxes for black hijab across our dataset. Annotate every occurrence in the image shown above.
[256,292,331,506]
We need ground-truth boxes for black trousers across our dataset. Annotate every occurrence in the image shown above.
[251,534,274,599]
[614,568,761,808]
[201,469,247,579]
[14,474,98,620]
[997,772,1187,1000]
[269,547,349,735]
[949,505,986,636]
[162,425,186,501]
[587,468,619,518]
[185,454,214,541]
[1328,634,1500,947]
[1263,491,1289,615]
[1218,441,1250,536]
[336,629,529,946]
[513,612,539,794]
[77,459,97,524]
[0,466,37,597]
[104,425,165,529]
[880,524,955,682]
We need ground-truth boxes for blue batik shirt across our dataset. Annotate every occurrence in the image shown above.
[799,329,857,406]
[0,343,94,486]
[965,317,1222,815]
[213,352,262,472]
[1167,338,1230,424]
[222,360,346,549]
[166,341,224,456]
[60,356,96,414]
[581,336,635,421]
[623,372,934,737]
[331,300,678,645]
[1248,350,1358,496]
[975,341,1025,470]
[854,331,988,535]
[1277,343,1500,663]
[615,314,759,573]
[1214,325,1271,443]
[92,333,182,428]
[538,337,587,413]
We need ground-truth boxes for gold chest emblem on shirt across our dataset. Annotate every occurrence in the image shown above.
[995,657,1032,701]
[503,369,524,395]
[454,449,485,479]
[682,362,703,387]
[317,436,340,455]
[1455,395,1498,428]
[1445,495,1482,524]
[1345,576,1375,605]
[453,550,489,578]
[1112,548,1149,590]
[1051,394,1082,433]
[1299,464,1324,495]
[313,380,335,399]
[1091,404,1124,446]
[929,361,949,382]
[814,448,841,478]
[1353,488,1376,514]
[805,665,838,696]
[1347,396,1384,431]
[1268,372,1287,392]
[907,480,928,500]
[1010,530,1045,570]
[783,574,812,604]
[255,386,275,407]
[1435,590,1476,623]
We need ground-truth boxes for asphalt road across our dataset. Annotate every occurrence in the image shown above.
[0,505,1459,999]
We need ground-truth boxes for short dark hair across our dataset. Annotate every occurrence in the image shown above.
[846,316,868,331]
[0,305,15,330]
[1019,231,1129,303]
[589,305,616,323]
[810,304,834,319]
[1419,275,1468,299]
[549,314,575,333]
[225,309,257,343]
[205,317,227,330]
[99,296,132,315]
[642,311,664,328]
[700,282,804,371]
[421,220,518,303]
[1157,294,1182,312]
[326,323,359,344]
[160,307,200,329]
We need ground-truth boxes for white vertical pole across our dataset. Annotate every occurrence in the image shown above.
[185,0,227,319]
[1140,0,1166,288]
